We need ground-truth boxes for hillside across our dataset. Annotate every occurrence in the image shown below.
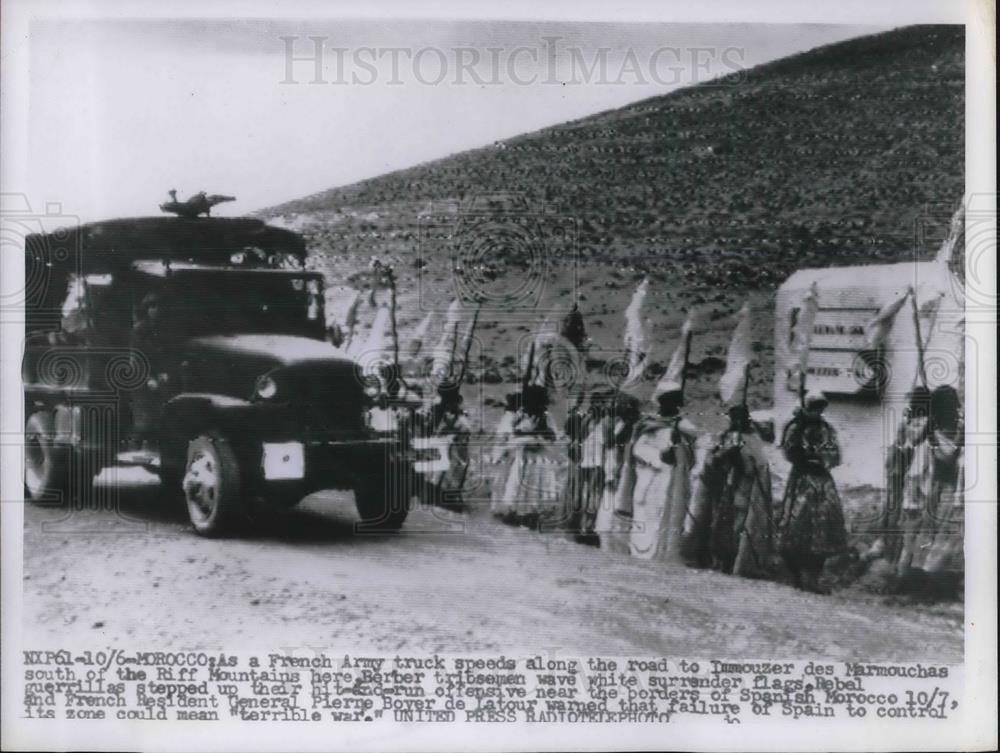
[260,25,964,432]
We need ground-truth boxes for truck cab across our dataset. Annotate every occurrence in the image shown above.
[23,217,411,535]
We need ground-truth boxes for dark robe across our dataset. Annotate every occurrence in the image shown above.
[778,414,848,561]
[688,428,775,577]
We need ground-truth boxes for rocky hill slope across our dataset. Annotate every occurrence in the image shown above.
[261,25,964,430]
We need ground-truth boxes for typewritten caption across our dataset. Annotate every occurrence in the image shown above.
[21,651,958,724]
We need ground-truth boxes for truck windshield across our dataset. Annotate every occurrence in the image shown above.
[163,270,324,339]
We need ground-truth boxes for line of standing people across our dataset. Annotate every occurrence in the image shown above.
[407,375,962,599]
[484,371,854,593]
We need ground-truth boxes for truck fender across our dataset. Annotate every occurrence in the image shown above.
[160,393,261,470]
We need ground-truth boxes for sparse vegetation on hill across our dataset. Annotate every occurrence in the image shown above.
[260,25,963,431]
[266,25,962,281]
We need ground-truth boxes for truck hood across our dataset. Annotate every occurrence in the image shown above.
[185,334,353,370]
[180,334,362,403]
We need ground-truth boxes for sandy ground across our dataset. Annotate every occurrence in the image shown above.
[22,468,961,663]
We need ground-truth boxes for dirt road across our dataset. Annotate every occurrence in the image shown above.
[22,470,961,662]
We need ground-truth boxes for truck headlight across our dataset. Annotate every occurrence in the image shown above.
[254,375,278,400]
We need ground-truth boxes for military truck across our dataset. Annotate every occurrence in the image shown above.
[22,216,410,535]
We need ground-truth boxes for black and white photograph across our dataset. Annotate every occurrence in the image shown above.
[1,1,995,750]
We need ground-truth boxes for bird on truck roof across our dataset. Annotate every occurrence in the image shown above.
[159,190,236,219]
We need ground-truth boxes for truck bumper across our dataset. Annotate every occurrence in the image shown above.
[259,436,407,493]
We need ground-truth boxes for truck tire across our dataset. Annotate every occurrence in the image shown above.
[183,432,245,537]
[354,464,410,532]
[24,411,71,503]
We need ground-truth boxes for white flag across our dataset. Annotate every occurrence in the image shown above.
[525,330,583,391]
[661,310,696,392]
[455,305,481,379]
[520,331,547,388]
[537,314,557,336]
[407,311,435,361]
[353,305,393,374]
[788,281,819,392]
[934,204,964,266]
[363,306,392,356]
[341,290,363,355]
[621,278,649,388]
[912,289,949,388]
[863,288,910,350]
[430,300,462,379]
[719,303,753,405]
[917,290,946,323]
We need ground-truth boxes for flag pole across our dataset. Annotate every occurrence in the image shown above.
[387,269,400,368]
[909,293,928,389]
[447,319,461,385]
[343,292,361,354]
[679,329,693,400]
[457,303,481,384]
[795,283,819,410]
[521,340,536,396]
[796,307,807,410]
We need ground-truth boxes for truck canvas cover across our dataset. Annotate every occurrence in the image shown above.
[24,217,308,327]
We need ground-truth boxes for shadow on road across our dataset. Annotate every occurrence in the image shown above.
[241,498,370,544]
[23,467,407,546]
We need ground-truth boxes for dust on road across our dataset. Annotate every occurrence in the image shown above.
[22,470,961,662]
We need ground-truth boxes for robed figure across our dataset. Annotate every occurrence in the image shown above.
[777,391,848,593]
[490,386,561,527]
[892,385,964,585]
[611,378,699,562]
[593,392,642,551]
[686,405,775,576]
[418,385,473,511]
[560,389,616,543]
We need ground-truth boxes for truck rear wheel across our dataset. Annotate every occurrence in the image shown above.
[354,464,410,532]
[24,411,71,503]
[183,432,245,537]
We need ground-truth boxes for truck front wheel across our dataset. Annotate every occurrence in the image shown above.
[183,432,245,537]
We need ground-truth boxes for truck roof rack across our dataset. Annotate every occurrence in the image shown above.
[25,216,306,271]
[24,216,309,328]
